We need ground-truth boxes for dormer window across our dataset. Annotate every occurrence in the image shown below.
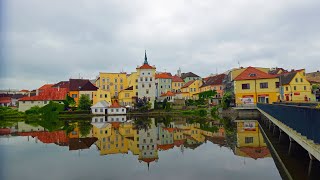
[249,73,256,77]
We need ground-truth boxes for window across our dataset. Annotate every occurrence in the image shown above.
[95,109,97,112]
[300,78,303,82]
[115,78,118,83]
[149,84,151,88]
[143,139,146,143]
[105,94,107,98]
[168,85,171,88]
[136,85,138,89]
[150,77,152,81]
[150,139,153,143]
[120,78,123,83]
[275,82,280,88]
[122,109,124,112]
[140,77,143,81]
[286,87,288,91]
[120,85,123,90]
[294,86,297,90]
[116,109,119,112]
[142,84,145,88]
[260,82,268,89]
[145,77,148,81]
[107,85,110,90]
[44,101,47,104]
[245,137,253,144]
[106,78,110,83]
[242,83,250,89]
[102,78,105,83]
[142,73,144,75]
[72,94,77,98]
[125,93,129,97]
[304,86,306,90]
[100,109,103,112]
[148,72,150,75]
[100,94,102,98]
[295,78,298,82]
[115,85,118,90]
[146,89,149,94]
[111,109,114,112]
[194,88,196,92]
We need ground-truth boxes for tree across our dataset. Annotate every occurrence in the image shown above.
[64,95,76,109]
[135,97,151,112]
[221,92,232,109]
[78,95,92,110]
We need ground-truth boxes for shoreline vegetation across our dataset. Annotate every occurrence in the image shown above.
[1,92,233,124]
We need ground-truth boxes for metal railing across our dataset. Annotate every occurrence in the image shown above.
[257,103,320,144]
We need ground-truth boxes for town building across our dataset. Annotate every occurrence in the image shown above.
[180,80,202,100]
[118,86,135,107]
[136,51,156,108]
[0,97,12,107]
[95,72,128,99]
[200,73,226,98]
[159,91,176,102]
[127,72,138,97]
[107,101,126,115]
[68,79,98,105]
[171,75,184,93]
[234,67,279,106]
[18,87,67,112]
[91,100,110,115]
[180,72,201,83]
[155,72,172,99]
[93,89,112,105]
[279,70,315,102]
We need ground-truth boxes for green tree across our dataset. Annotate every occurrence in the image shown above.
[221,92,232,109]
[78,120,92,137]
[25,106,41,115]
[64,95,76,108]
[78,95,92,110]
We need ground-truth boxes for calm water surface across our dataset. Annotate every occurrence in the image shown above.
[0,117,282,180]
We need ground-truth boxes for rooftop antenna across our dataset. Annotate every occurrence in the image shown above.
[238,61,241,68]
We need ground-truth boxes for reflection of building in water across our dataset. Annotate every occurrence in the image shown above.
[17,122,45,132]
[157,124,174,151]
[18,130,69,146]
[138,118,159,168]
[234,120,271,159]
[91,116,127,123]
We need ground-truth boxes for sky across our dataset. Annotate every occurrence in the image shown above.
[1,0,320,90]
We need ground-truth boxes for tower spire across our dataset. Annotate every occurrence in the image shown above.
[144,50,148,64]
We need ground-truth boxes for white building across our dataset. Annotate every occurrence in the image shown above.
[107,102,126,115]
[136,51,156,108]
[91,100,109,114]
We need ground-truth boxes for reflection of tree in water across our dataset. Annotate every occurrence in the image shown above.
[78,120,92,137]
[133,117,152,131]
[36,112,64,132]
[155,116,173,127]
[220,117,237,149]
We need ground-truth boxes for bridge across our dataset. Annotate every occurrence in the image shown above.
[257,103,320,162]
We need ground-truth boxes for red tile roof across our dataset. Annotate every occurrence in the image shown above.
[137,64,156,69]
[234,67,277,81]
[139,157,158,163]
[18,131,69,145]
[0,97,11,103]
[201,74,226,87]
[109,101,121,108]
[160,91,175,97]
[19,88,67,101]
[174,139,185,147]
[155,73,172,79]
[0,128,11,135]
[163,127,175,133]
[20,89,29,92]
[157,144,174,151]
[171,75,184,82]
[181,80,195,88]
[38,84,54,90]
[238,147,270,160]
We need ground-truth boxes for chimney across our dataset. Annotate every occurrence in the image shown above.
[58,85,60,91]
[36,89,39,96]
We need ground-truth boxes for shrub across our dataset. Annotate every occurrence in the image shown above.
[78,95,92,110]
[25,106,41,115]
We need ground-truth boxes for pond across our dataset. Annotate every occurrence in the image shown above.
[0,116,282,180]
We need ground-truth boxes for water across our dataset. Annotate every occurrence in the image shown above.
[0,117,282,180]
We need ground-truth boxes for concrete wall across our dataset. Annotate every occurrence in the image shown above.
[107,107,126,115]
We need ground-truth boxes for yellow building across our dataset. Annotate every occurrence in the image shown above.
[230,67,270,81]
[127,72,138,97]
[118,86,135,107]
[92,122,129,155]
[279,70,316,102]
[234,67,280,105]
[95,72,128,98]
[171,75,185,93]
[180,80,202,100]
[93,89,112,105]
[68,79,98,106]
[235,120,271,159]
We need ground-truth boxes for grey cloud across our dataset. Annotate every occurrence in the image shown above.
[1,0,320,89]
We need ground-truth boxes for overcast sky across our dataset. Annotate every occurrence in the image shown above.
[1,0,320,90]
